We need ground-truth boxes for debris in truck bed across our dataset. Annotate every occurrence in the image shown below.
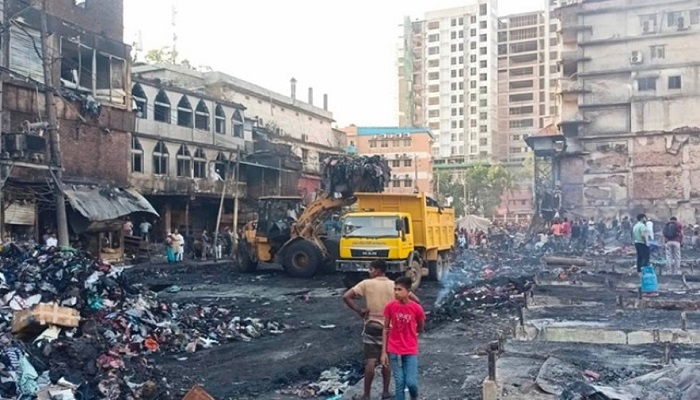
[322,155,391,197]
[0,243,287,399]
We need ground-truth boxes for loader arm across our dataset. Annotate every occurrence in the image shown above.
[290,192,355,241]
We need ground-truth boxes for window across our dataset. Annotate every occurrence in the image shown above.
[153,141,169,175]
[428,97,440,105]
[480,34,487,42]
[451,18,457,27]
[428,110,440,118]
[471,16,476,24]
[369,140,377,148]
[451,70,457,78]
[131,137,143,173]
[451,44,457,52]
[470,93,476,101]
[194,100,210,131]
[510,41,538,53]
[451,57,457,65]
[480,21,487,29]
[650,45,665,59]
[509,119,534,128]
[479,138,488,146]
[480,73,487,81]
[392,139,400,147]
[132,84,147,118]
[510,27,538,41]
[459,30,464,39]
[510,106,534,115]
[428,34,439,42]
[154,90,171,123]
[459,43,464,51]
[509,80,534,89]
[428,59,439,68]
[404,179,413,188]
[479,60,487,68]
[232,110,244,137]
[451,31,456,40]
[404,159,412,167]
[498,44,507,55]
[392,180,400,188]
[669,76,682,89]
[428,71,439,80]
[470,54,477,62]
[391,159,400,168]
[509,67,533,77]
[458,17,464,25]
[692,10,700,25]
[451,108,457,117]
[471,119,477,127]
[480,86,487,94]
[637,77,656,91]
[471,42,476,50]
[428,84,440,93]
[176,145,192,177]
[479,4,487,15]
[479,112,487,120]
[428,21,439,30]
[470,67,476,76]
[511,54,538,64]
[214,152,228,179]
[428,47,439,55]
[667,11,682,27]
[214,105,226,134]
[404,139,412,146]
[479,99,487,107]
[479,47,487,55]
[177,96,193,127]
[381,140,389,148]
[451,121,457,129]
[193,148,207,178]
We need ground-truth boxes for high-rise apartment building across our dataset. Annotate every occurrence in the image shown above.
[496,11,559,164]
[398,1,499,164]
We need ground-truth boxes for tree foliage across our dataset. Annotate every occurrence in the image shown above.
[434,165,515,218]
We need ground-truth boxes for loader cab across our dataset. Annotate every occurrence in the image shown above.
[256,196,303,242]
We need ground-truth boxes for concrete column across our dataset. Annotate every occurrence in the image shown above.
[163,202,172,236]
[482,379,499,400]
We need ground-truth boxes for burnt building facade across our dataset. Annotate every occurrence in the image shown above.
[1,0,137,241]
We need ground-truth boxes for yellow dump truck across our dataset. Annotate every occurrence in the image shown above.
[336,192,455,289]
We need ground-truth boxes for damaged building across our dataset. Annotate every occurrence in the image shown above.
[0,0,148,250]
[132,64,346,205]
[530,0,700,222]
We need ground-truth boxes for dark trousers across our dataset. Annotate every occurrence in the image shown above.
[635,242,650,272]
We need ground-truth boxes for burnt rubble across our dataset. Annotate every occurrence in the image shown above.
[322,155,391,197]
[0,243,286,399]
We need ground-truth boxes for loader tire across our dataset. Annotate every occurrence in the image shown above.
[235,242,258,273]
[283,240,322,278]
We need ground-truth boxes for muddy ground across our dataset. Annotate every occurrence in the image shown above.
[126,262,513,399]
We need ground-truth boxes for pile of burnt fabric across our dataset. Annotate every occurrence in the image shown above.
[437,276,534,317]
[0,243,286,399]
[322,155,391,197]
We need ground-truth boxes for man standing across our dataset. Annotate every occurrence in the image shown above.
[663,217,683,274]
[343,260,396,400]
[562,218,572,249]
[173,229,185,262]
[633,214,650,272]
[139,219,152,242]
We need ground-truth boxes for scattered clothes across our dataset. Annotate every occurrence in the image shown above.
[278,365,363,399]
[322,155,391,197]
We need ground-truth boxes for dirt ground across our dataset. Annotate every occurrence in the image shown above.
[126,262,512,399]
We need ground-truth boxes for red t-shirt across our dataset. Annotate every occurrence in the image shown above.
[383,300,426,355]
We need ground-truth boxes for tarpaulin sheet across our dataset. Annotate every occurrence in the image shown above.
[457,214,491,231]
[63,186,158,222]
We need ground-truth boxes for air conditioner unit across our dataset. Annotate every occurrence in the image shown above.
[630,51,643,64]
[678,16,688,30]
[642,20,656,33]
[301,134,309,142]
[403,153,408,158]
[395,154,400,159]
[381,134,387,139]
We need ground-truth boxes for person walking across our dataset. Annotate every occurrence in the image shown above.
[662,217,683,274]
[344,260,413,400]
[381,277,426,400]
[633,214,650,273]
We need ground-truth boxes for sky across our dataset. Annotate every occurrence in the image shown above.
[124,0,544,127]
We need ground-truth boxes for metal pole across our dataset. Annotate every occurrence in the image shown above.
[40,1,69,246]
[213,151,234,260]
[0,0,7,241]
[487,341,498,381]
[232,147,241,248]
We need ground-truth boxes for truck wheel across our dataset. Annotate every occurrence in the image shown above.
[283,240,322,278]
[428,254,450,282]
[235,243,258,273]
[406,259,422,291]
[320,238,340,275]
[341,272,364,289]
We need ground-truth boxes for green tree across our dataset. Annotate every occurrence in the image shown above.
[144,47,179,65]
[434,171,466,217]
[463,165,512,217]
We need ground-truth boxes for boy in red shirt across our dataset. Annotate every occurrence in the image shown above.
[381,277,426,400]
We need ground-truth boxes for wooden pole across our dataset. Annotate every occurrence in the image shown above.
[213,151,234,260]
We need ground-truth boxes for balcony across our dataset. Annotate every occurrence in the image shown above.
[559,50,591,65]
[557,81,591,95]
[129,175,247,198]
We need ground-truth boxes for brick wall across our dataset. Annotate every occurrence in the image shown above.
[60,120,129,185]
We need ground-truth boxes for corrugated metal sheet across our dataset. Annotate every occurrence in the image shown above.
[9,24,44,83]
[4,202,36,226]
[63,186,159,222]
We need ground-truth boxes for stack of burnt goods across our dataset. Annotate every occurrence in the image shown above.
[322,155,391,197]
[438,276,534,317]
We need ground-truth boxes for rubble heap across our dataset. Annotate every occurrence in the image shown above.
[322,155,391,197]
[0,243,286,399]
[437,276,534,317]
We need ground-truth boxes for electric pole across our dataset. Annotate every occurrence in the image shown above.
[40,0,69,246]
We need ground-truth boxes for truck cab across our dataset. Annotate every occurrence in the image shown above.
[339,212,415,268]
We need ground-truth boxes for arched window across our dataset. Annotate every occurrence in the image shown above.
[214,104,226,134]
[214,152,228,179]
[153,141,169,175]
[131,136,144,172]
[232,110,244,138]
[193,147,207,178]
[194,100,210,131]
[132,84,147,119]
[154,90,170,123]
[177,95,193,127]
[176,144,191,177]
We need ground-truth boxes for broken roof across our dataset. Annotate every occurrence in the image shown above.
[63,185,159,222]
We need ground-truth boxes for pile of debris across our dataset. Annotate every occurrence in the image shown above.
[0,243,286,399]
[437,276,534,317]
[322,155,391,197]
[278,365,363,399]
